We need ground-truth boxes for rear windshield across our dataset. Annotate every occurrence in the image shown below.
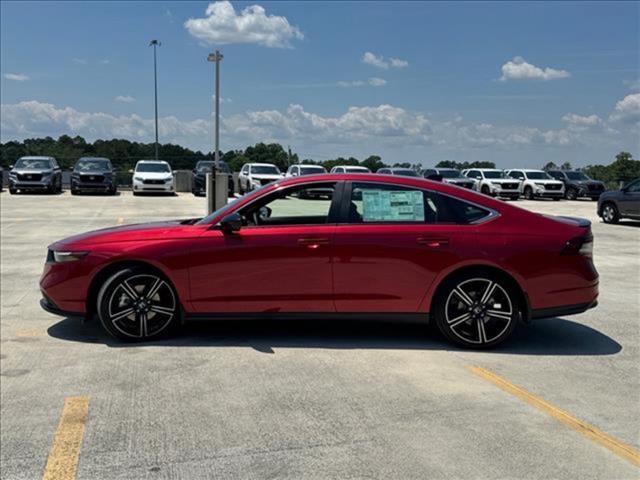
[251,165,280,174]
[438,169,463,178]
[300,166,326,175]
[14,158,52,169]
[136,163,170,173]
[393,169,419,177]
[196,162,230,173]
[345,167,371,173]
[525,171,552,180]
[75,159,111,171]
[483,171,506,179]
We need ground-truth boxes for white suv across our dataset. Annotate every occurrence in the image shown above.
[462,168,521,200]
[132,160,174,195]
[238,163,283,193]
[506,169,564,200]
[330,165,371,174]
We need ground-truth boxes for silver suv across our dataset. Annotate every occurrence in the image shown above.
[8,156,62,194]
[462,168,521,200]
[506,169,564,200]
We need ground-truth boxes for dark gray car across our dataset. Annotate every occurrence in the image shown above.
[597,178,640,224]
[547,170,605,200]
[422,168,476,189]
[8,156,62,194]
[71,157,117,195]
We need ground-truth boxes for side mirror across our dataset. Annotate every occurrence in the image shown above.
[9,165,14,169]
[219,213,242,234]
[129,169,134,174]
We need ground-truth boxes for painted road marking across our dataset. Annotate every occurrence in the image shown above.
[42,396,90,480]
[469,366,640,467]
[116,217,124,225]
[15,329,41,337]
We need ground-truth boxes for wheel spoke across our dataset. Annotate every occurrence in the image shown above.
[447,312,471,327]
[477,319,488,343]
[487,310,511,321]
[110,307,135,323]
[145,278,163,300]
[454,287,473,306]
[149,305,174,316]
[120,280,139,300]
[139,312,148,337]
[480,282,497,305]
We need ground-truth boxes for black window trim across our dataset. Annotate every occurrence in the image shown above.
[338,180,499,226]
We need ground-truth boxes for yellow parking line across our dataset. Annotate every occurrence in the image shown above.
[42,396,90,480]
[15,328,41,337]
[469,366,640,467]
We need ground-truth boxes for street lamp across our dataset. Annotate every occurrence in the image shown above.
[207,50,223,169]
[150,39,161,160]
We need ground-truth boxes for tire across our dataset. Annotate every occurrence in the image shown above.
[601,202,620,224]
[553,197,561,201]
[523,186,534,200]
[565,188,578,200]
[133,191,139,196]
[481,185,491,196]
[97,267,180,341]
[9,188,17,194]
[71,189,79,195]
[434,272,519,349]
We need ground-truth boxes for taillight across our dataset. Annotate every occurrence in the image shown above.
[562,234,593,258]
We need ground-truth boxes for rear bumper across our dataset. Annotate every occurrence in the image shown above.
[532,300,598,319]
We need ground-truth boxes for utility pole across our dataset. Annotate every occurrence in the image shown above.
[207,50,223,169]
[150,40,161,160]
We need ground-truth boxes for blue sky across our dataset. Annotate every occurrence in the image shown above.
[1,1,638,167]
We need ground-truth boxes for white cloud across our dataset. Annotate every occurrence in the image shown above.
[100,59,110,65]
[390,58,408,68]
[561,113,602,132]
[623,79,640,91]
[499,56,570,81]
[115,95,136,103]
[184,1,303,48]
[3,73,29,81]
[212,94,232,103]
[336,78,386,87]
[0,101,208,143]
[72,58,88,65]
[609,93,640,124]
[362,52,409,70]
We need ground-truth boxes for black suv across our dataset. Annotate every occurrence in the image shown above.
[71,157,117,195]
[192,160,234,196]
[8,156,62,194]
[547,170,604,200]
[597,178,640,224]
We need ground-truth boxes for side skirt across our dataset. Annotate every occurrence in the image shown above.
[186,312,429,324]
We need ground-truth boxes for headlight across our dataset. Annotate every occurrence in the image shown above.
[48,250,89,263]
[134,176,144,181]
[165,176,173,182]
[535,183,546,188]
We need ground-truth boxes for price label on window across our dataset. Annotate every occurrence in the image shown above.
[361,189,424,222]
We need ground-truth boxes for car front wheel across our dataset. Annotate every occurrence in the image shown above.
[97,267,180,341]
[565,188,578,200]
[601,203,620,224]
[523,186,534,200]
[434,274,519,348]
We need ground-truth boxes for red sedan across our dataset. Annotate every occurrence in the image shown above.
[40,174,598,348]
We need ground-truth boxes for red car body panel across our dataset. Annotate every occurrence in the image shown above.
[40,174,598,319]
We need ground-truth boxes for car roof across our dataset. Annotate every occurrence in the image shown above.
[334,165,369,169]
[436,168,458,171]
[298,164,325,169]
[475,168,502,171]
[19,156,53,160]
[136,160,169,164]
[78,157,110,161]
[248,163,278,167]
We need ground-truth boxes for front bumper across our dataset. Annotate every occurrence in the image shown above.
[40,296,84,319]
[72,180,114,192]
[9,179,53,190]
[535,190,564,198]
[491,187,520,197]
[133,180,174,192]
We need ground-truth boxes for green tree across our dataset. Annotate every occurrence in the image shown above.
[560,161,572,171]
[543,161,558,171]
[361,155,388,172]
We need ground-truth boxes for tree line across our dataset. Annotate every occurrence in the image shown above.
[1,136,637,187]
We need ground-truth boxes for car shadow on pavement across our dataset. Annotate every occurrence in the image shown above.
[47,316,622,356]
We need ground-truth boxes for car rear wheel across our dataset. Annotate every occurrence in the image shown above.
[481,185,491,196]
[434,273,519,348]
[97,267,180,341]
[565,188,578,200]
[601,202,620,224]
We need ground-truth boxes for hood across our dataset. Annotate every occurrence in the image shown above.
[12,168,53,174]
[531,179,563,185]
[134,171,172,179]
[250,174,282,180]
[50,219,202,249]
[444,178,474,184]
[73,170,111,175]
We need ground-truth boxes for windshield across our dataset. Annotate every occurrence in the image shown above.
[14,158,52,170]
[195,189,264,225]
[483,171,506,179]
[393,169,419,177]
[345,167,371,173]
[438,169,463,178]
[136,163,170,173]
[300,166,326,175]
[196,162,230,173]
[526,171,552,180]
[565,171,590,181]
[75,159,111,171]
[251,165,280,175]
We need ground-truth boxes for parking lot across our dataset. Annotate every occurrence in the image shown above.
[1,191,638,479]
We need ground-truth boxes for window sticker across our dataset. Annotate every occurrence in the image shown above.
[361,189,424,222]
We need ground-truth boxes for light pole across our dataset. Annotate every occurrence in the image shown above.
[150,40,161,160]
[207,50,223,169]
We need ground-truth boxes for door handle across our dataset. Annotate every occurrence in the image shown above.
[298,237,330,249]
[417,236,449,247]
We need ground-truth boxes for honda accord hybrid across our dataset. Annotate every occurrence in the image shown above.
[40,174,598,348]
